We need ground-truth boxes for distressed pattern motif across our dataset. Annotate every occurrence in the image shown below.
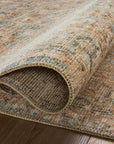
[0,0,114,139]
[0,48,113,139]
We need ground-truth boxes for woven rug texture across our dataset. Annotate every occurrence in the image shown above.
[0,0,114,140]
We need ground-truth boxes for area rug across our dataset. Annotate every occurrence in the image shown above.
[0,0,114,140]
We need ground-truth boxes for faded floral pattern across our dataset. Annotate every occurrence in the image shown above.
[0,0,114,140]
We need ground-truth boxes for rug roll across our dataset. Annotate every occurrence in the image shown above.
[0,67,70,113]
[0,0,114,139]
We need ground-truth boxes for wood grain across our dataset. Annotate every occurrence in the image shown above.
[0,113,113,144]
[88,137,114,144]
[25,124,90,144]
[0,115,36,144]
[0,114,90,144]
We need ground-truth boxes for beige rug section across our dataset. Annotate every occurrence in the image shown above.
[0,0,114,140]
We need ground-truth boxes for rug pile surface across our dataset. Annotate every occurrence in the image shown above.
[0,0,114,140]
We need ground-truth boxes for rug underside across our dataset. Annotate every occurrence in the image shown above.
[0,0,114,140]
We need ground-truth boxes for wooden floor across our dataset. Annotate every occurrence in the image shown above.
[0,114,113,144]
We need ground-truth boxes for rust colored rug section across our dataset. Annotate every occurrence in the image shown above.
[0,0,114,140]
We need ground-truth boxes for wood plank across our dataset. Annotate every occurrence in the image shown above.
[0,114,90,144]
[88,137,114,144]
[0,114,13,131]
[0,114,17,139]
[25,123,90,144]
[0,114,36,144]
[1,120,36,144]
